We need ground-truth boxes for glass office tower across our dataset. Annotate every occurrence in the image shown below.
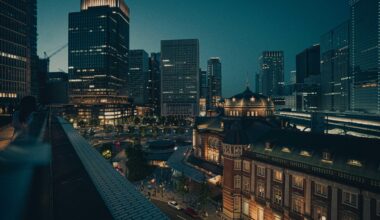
[148,52,161,115]
[350,0,379,114]
[69,0,129,104]
[258,51,284,97]
[0,0,37,115]
[295,45,321,111]
[207,57,222,109]
[320,21,350,112]
[161,39,199,117]
[128,50,149,105]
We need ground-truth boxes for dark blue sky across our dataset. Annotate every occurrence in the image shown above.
[38,0,349,97]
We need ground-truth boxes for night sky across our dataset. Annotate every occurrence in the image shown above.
[38,0,349,97]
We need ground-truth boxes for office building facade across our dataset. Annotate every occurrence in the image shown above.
[68,0,130,104]
[295,45,321,111]
[296,45,320,84]
[199,69,208,116]
[148,52,161,115]
[207,57,222,109]
[350,0,380,114]
[320,21,351,112]
[160,39,199,117]
[0,0,37,115]
[258,51,284,97]
[128,50,149,105]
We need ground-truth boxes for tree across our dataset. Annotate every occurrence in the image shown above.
[198,176,211,213]
[125,147,152,181]
[176,172,188,202]
[89,118,100,126]
[134,117,141,125]
[78,120,86,128]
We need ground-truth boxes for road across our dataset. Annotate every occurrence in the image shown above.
[152,199,191,220]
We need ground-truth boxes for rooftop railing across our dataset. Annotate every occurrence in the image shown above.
[0,112,168,220]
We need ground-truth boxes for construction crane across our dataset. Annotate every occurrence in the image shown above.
[42,43,68,72]
[44,43,68,59]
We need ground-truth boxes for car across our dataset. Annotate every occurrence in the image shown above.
[167,201,181,210]
[183,207,200,219]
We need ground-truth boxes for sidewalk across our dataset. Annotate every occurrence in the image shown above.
[0,125,14,150]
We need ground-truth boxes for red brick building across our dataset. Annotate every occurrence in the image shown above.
[222,129,380,220]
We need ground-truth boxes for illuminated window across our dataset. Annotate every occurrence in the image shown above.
[257,166,265,177]
[257,181,265,198]
[265,142,273,151]
[234,197,241,211]
[243,177,250,192]
[234,175,241,189]
[322,152,333,163]
[273,188,282,206]
[292,196,304,214]
[300,150,311,157]
[314,182,328,198]
[243,199,249,216]
[234,160,241,170]
[292,176,304,189]
[342,191,358,208]
[243,160,250,172]
[273,170,283,182]
[347,159,362,167]
[257,207,264,220]
[313,205,327,220]
[281,147,291,153]
[322,152,331,160]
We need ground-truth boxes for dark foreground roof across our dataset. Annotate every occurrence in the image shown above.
[58,117,168,220]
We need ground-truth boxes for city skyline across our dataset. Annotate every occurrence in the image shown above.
[2,1,380,220]
[38,0,349,97]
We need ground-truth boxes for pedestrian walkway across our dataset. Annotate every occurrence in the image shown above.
[0,125,14,150]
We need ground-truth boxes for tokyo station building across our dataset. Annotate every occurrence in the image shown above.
[192,87,380,220]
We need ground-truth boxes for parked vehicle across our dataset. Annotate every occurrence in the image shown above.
[167,201,181,210]
[183,207,200,219]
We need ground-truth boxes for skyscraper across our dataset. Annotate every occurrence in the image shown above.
[199,69,208,116]
[128,50,149,105]
[0,0,37,115]
[200,69,208,99]
[161,39,199,117]
[207,57,222,108]
[350,0,379,114]
[28,0,38,102]
[255,73,261,94]
[295,45,321,111]
[258,51,284,97]
[320,21,350,112]
[68,0,130,104]
[148,53,161,115]
[296,45,320,84]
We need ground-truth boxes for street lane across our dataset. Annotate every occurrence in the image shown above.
[152,199,190,220]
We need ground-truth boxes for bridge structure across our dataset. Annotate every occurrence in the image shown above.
[0,112,168,220]
[275,111,380,138]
